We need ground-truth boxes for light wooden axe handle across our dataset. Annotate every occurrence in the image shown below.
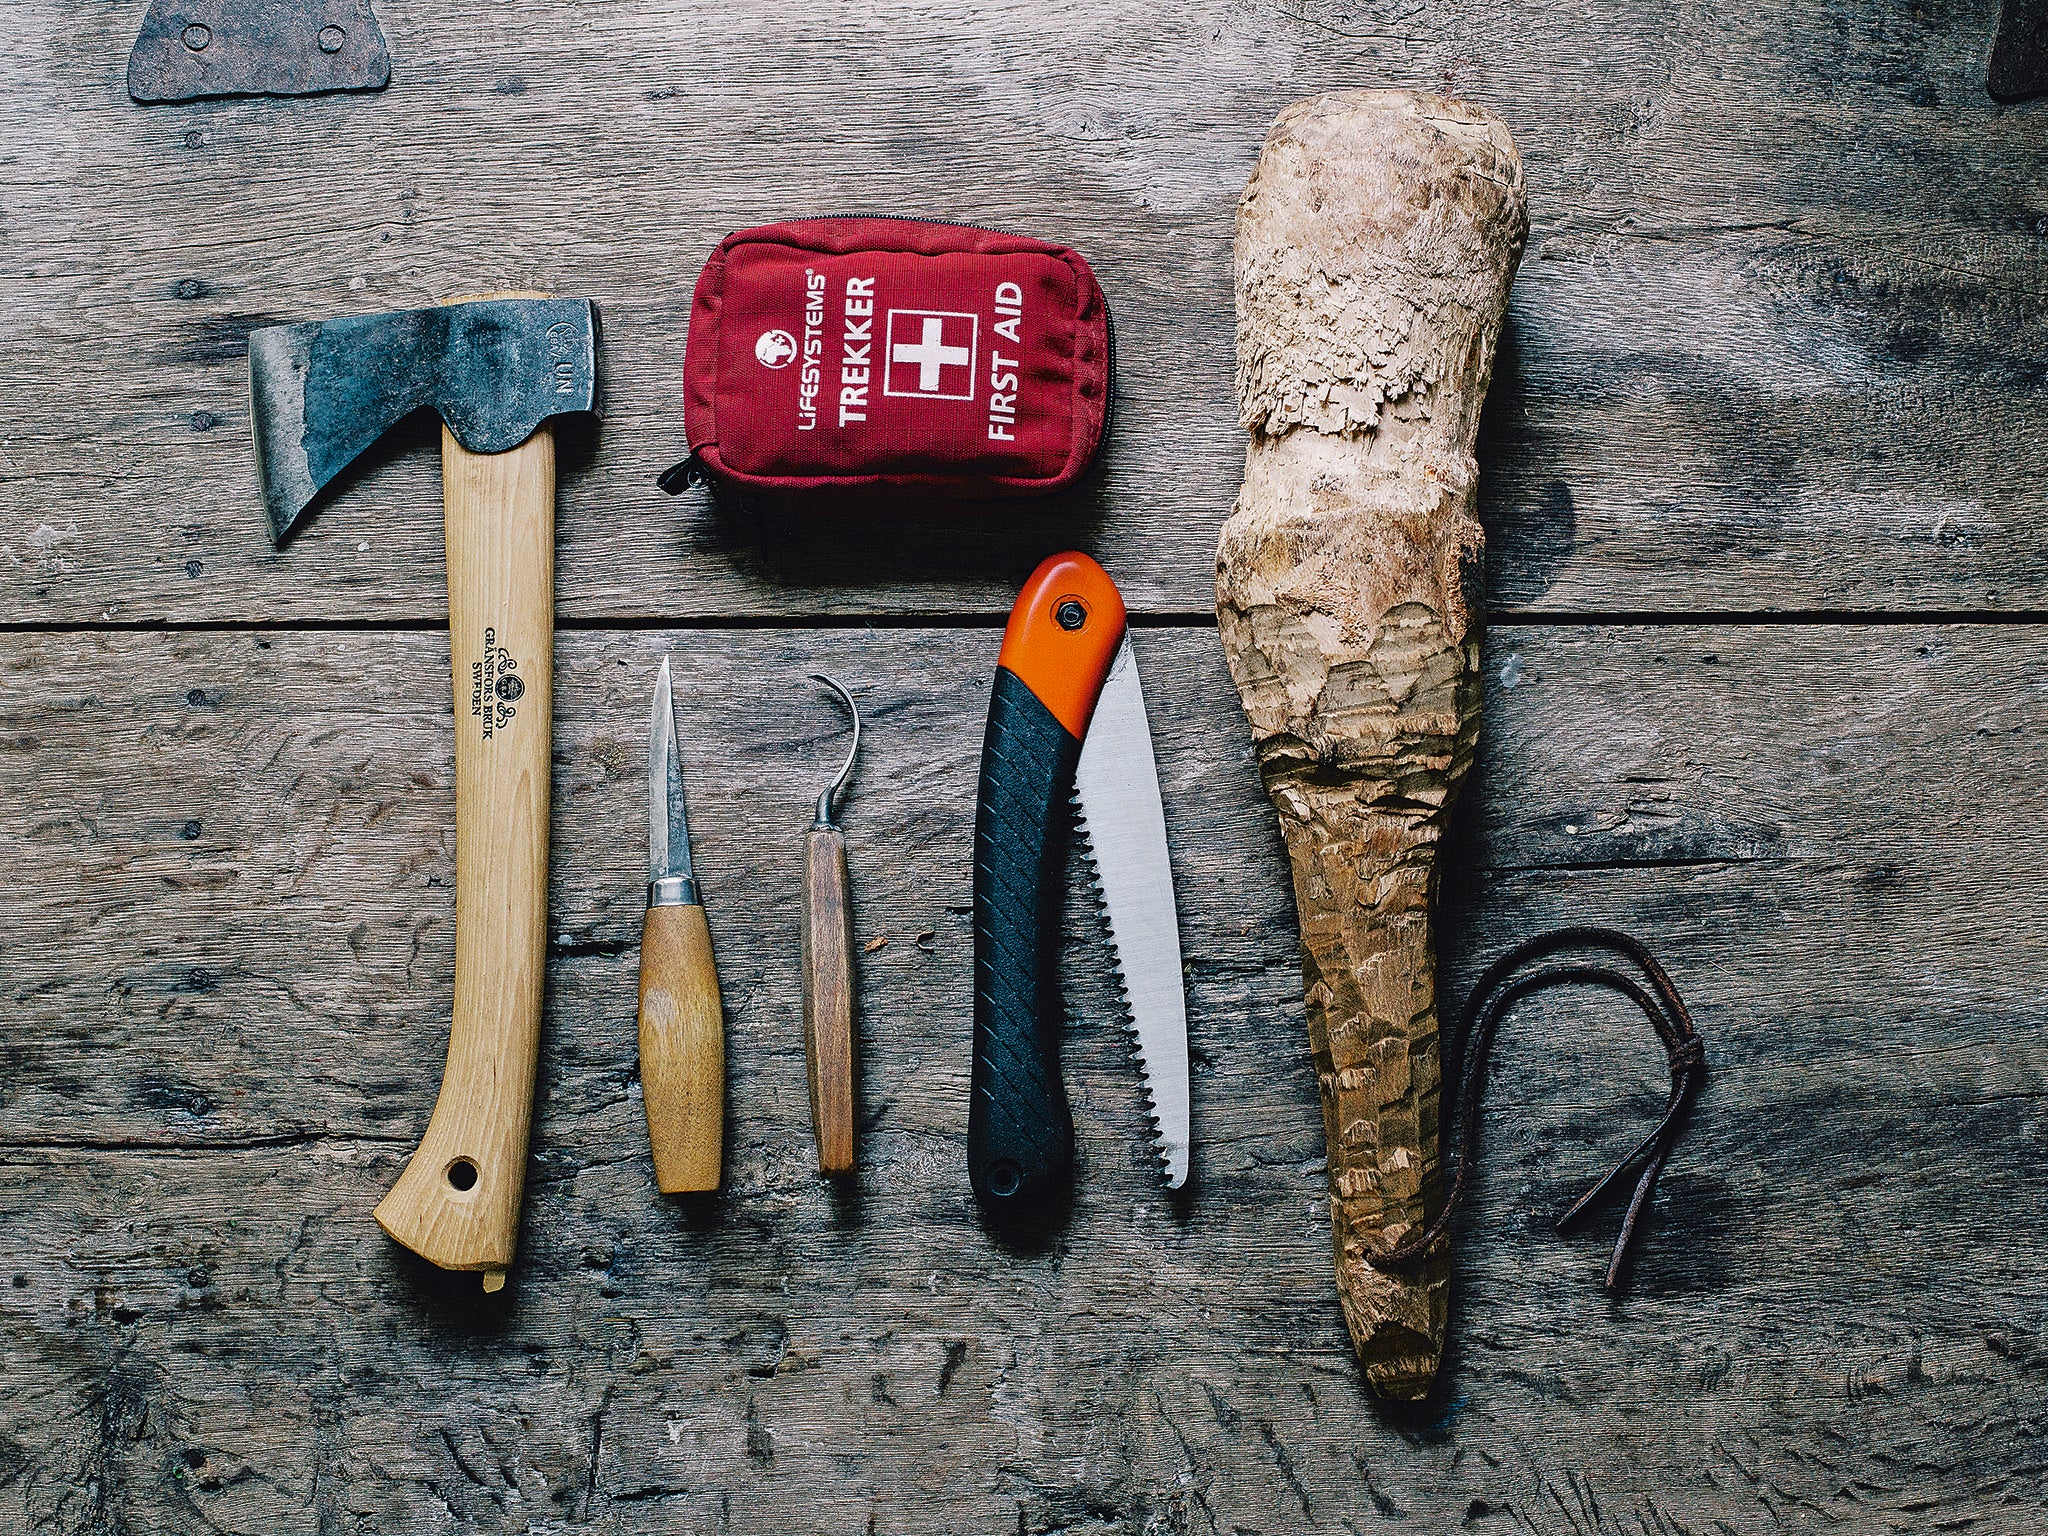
[373,412,555,1291]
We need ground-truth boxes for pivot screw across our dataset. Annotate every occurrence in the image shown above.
[1055,599,1086,631]
[181,23,211,49]
[317,24,346,51]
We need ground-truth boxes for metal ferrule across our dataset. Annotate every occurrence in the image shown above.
[812,791,841,832]
[648,875,699,908]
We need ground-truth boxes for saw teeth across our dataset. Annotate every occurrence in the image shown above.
[1072,793,1181,1177]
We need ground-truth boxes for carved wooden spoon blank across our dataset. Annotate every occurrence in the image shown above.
[1217,89,1528,1400]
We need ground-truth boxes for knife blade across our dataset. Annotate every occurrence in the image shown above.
[649,656,695,895]
[1073,636,1191,1189]
[638,655,725,1194]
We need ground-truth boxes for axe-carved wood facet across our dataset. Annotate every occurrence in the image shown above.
[1217,90,1528,1399]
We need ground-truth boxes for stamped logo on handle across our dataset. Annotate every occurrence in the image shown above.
[469,627,523,740]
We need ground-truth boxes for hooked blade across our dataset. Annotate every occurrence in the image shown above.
[1073,636,1191,1189]
[648,657,695,886]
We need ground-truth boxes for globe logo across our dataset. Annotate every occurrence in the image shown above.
[755,329,799,369]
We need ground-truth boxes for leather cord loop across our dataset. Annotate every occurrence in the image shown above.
[1368,927,1708,1291]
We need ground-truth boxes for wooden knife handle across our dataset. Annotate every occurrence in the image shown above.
[640,901,725,1193]
[802,826,856,1177]
[373,416,555,1290]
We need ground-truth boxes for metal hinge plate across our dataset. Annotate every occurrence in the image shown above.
[128,0,390,103]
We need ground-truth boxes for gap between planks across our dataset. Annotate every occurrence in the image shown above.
[7,607,2048,637]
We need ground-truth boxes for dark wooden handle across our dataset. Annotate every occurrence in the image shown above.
[639,902,724,1193]
[802,827,856,1177]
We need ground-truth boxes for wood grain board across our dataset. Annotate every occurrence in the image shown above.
[3,0,2047,1529]
[5,1,2045,623]
[6,626,2047,1532]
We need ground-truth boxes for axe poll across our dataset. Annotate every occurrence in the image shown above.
[249,293,599,1290]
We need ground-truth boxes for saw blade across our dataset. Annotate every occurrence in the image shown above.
[1073,635,1191,1189]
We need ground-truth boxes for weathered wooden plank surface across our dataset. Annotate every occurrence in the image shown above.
[4,0,2046,623]
[7,0,2048,1529]
[4,623,2046,1532]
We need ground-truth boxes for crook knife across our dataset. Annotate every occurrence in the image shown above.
[802,676,862,1177]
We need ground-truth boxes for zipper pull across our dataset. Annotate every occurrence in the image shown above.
[656,452,710,496]
[658,451,750,518]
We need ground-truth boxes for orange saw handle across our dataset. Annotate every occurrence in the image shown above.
[968,553,1126,1225]
[994,552,1127,737]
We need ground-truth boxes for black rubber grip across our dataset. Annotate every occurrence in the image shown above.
[969,665,1082,1218]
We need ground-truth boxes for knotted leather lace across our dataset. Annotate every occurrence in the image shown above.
[1369,926,1709,1291]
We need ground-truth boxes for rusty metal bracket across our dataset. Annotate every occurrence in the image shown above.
[127,0,390,103]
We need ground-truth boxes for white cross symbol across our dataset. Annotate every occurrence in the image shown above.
[891,317,972,392]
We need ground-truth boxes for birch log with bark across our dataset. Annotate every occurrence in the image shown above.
[1216,89,1529,1400]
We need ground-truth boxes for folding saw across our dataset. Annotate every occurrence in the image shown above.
[968,552,1191,1222]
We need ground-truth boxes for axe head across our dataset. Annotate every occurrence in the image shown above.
[248,298,600,545]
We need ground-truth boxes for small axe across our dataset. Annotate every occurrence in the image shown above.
[249,293,599,1290]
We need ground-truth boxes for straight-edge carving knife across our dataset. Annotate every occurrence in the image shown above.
[639,655,726,1193]
[969,552,1192,1222]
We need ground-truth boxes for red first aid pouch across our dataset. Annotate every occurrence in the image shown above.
[662,218,1112,501]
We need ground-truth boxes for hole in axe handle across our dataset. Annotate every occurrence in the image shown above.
[444,1157,479,1192]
